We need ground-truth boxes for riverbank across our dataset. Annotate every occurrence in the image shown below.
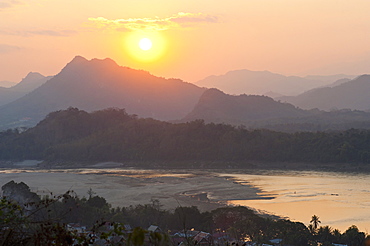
[4,159,370,174]
[2,167,370,231]
[0,168,273,213]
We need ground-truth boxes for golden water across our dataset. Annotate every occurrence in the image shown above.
[221,170,370,232]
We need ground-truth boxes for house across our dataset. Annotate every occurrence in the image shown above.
[172,230,214,245]
[193,231,213,246]
[147,225,162,233]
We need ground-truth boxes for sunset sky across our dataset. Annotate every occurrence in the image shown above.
[1,0,370,83]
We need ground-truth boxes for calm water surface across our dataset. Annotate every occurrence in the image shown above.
[220,170,370,232]
[1,168,369,232]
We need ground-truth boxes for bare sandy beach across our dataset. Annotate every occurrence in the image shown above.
[0,167,268,212]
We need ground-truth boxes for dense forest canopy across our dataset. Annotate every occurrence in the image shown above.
[1,107,370,164]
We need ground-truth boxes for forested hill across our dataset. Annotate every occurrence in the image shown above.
[180,88,370,132]
[1,107,370,164]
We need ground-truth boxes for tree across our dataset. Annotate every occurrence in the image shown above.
[87,187,96,199]
[317,226,334,244]
[0,191,78,245]
[86,196,108,209]
[310,215,321,231]
[342,225,365,246]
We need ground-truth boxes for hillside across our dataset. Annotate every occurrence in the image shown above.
[279,75,370,111]
[10,72,52,93]
[195,69,354,96]
[1,108,370,164]
[0,72,50,107]
[181,88,370,131]
[0,56,205,129]
[182,88,309,125]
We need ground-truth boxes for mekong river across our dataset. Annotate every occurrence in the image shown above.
[223,170,370,232]
[1,167,369,232]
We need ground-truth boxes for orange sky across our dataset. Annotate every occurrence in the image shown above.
[1,0,370,83]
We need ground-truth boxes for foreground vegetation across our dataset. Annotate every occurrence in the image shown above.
[1,108,370,164]
[1,181,369,245]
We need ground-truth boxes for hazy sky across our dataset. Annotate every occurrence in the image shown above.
[1,0,370,83]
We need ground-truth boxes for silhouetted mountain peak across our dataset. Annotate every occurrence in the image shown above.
[67,56,118,67]
[69,55,88,64]
[0,56,205,129]
[60,56,122,76]
[24,72,44,80]
[202,88,225,96]
[91,57,118,66]
[11,72,48,92]
[0,72,50,107]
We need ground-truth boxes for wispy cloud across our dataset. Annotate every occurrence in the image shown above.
[0,0,22,9]
[0,29,78,37]
[26,29,78,37]
[88,12,219,32]
[0,44,21,54]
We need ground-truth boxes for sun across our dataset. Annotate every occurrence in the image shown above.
[123,32,166,63]
[139,38,152,51]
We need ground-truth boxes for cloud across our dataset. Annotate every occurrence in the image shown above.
[88,12,219,32]
[26,29,78,37]
[0,29,78,37]
[0,44,21,54]
[0,0,22,9]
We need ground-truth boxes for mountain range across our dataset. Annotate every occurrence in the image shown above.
[1,56,370,132]
[278,75,370,111]
[180,88,370,131]
[195,69,355,97]
[0,56,205,129]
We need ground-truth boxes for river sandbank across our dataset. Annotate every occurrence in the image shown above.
[0,168,271,212]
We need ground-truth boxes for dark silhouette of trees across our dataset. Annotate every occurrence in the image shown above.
[2,108,370,165]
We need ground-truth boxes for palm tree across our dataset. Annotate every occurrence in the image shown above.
[310,215,321,231]
[308,224,316,234]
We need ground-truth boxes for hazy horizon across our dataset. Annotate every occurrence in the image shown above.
[1,55,359,85]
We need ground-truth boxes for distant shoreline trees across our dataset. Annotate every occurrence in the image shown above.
[1,107,370,165]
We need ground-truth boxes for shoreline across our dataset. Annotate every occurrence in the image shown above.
[3,159,370,174]
[0,167,275,215]
[2,166,369,230]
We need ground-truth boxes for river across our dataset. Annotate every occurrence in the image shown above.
[0,167,369,232]
[222,170,370,232]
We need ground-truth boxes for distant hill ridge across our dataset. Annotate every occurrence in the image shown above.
[195,69,355,97]
[0,72,51,107]
[182,88,309,125]
[2,107,370,164]
[278,74,370,111]
[0,80,16,88]
[181,88,370,131]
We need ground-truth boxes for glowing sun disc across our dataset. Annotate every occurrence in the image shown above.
[139,38,152,51]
